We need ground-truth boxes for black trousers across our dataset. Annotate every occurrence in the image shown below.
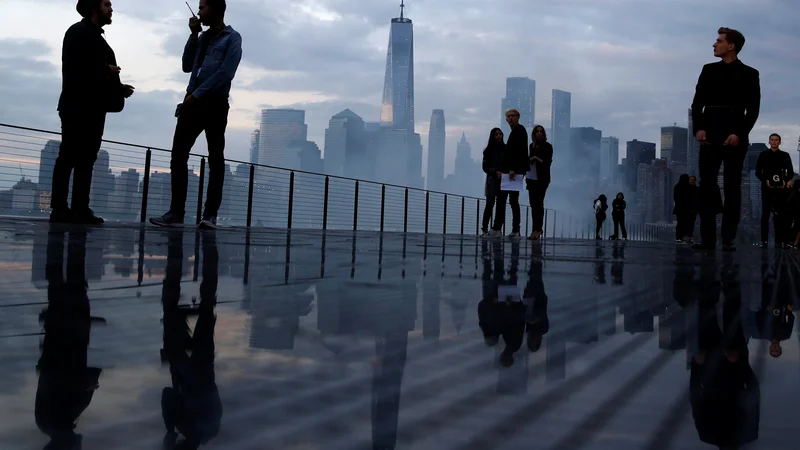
[698,143,746,244]
[51,111,107,212]
[613,215,627,239]
[527,180,548,232]
[761,188,789,244]
[169,100,230,218]
[596,216,605,238]
[493,191,521,232]
[482,195,496,233]
[676,211,697,240]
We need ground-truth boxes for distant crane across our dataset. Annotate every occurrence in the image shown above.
[18,163,26,181]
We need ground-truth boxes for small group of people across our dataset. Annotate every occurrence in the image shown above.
[481,109,553,241]
[592,193,628,240]
[51,0,241,229]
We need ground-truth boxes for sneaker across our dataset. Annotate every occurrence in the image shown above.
[199,216,217,230]
[72,208,104,225]
[480,231,491,238]
[150,211,184,227]
[508,231,521,239]
[676,239,684,244]
[49,208,71,224]
[489,229,502,238]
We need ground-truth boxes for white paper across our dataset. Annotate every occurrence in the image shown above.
[500,174,524,192]
[498,285,521,302]
[526,163,538,180]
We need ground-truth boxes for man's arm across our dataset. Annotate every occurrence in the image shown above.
[191,32,243,99]
[741,70,761,137]
[690,66,708,134]
[182,35,199,73]
[785,153,794,184]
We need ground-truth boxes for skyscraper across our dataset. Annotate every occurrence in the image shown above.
[600,137,620,185]
[661,125,688,163]
[625,140,657,192]
[37,140,59,194]
[249,129,260,164]
[258,109,308,167]
[571,127,602,186]
[551,89,571,159]
[324,109,366,178]
[426,109,446,191]
[90,150,113,213]
[501,77,536,136]
[686,108,700,175]
[380,1,414,132]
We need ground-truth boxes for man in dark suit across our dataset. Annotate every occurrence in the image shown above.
[52,0,134,224]
[691,27,761,251]
[490,108,528,238]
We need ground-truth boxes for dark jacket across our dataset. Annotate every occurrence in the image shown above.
[528,141,553,186]
[502,125,529,174]
[594,198,608,220]
[673,182,698,215]
[482,142,505,197]
[611,198,626,219]
[755,149,794,188]
[691,59,760,145]
[58,19,122,113]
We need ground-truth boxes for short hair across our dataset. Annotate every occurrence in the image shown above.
[769,133,782,141]
[718,27,745,54]
[505,108,520,117]
[206,0,227,15]
[76,0,100,18]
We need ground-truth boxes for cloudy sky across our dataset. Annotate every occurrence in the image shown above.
[1,0,798,176]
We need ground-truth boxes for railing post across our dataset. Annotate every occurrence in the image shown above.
[476,199,480,235]
[322,176,330,230]
[196,157,205,224]
[424,191,430,234]
[443,194,448,235]
[353,181,359,231]
[139,148,151,223]
[403,188,409,233]
[287,171,294,229]
[246,164,255,227]
[380,185,386,232]
[460,197,465,235]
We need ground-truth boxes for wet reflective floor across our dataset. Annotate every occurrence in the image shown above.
[1,219,799,450]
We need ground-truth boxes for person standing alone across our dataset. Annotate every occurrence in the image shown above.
[490,109,528,238]
[526,125,552,241]
[691,27,761,251]
[755,133,794,248]
[610,193,627,240]
[51,0,135,224]
[674,174,699,243]
[151,0,242,229]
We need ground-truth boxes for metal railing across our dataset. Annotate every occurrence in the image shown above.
[0,122,670,241]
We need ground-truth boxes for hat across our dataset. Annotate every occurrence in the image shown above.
[76,0,98,18]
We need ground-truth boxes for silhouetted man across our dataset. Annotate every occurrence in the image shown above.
[755,133,794,248]
[691,27,761,252]
[51,0,134,224]
[151,0,242,230]
[491,109,528,238]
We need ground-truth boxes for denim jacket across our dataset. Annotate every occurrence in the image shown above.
[183,25,242,100]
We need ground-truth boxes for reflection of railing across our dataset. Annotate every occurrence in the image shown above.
[0,122,669,241]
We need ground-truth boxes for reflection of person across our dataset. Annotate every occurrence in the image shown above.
[674,174,699,244]
[610,192,627,240]
[523,245,549,352]
[691,27,761,252]
[526,125,553,240]
[478,241,524,367]
[36,230,102,449]
[481,128,505,236]
[51,0,134,225]
[371,334,408,449]
[753,262,794,358]
[593,195,608,240]
[161,231,222,449]
[755,133,795,248]
[151,0,243,230]
[490,109,528,238]
[689,258,760,449]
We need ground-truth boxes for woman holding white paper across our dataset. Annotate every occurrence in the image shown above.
[481,128,505,236]
[526,125,553,240]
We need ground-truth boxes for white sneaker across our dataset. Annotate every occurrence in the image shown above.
[489,229,502,237]
[199,216,217,229]
[508,232,521,239]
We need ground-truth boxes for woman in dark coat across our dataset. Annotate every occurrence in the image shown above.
[526,125,553,240]
[593,195,608,240]
[610,192,627,240]
[674,174,698,243]
[481,128,505,236]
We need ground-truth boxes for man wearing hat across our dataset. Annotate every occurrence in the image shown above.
[51,0,134,225]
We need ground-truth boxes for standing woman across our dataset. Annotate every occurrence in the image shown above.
[611,193,628,240]
[594,195,608,240]
[481,128,505,236]
[526,125,553,240]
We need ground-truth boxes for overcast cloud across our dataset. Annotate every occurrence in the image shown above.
[1,0,798,176]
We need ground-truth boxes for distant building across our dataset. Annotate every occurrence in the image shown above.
[600,136,620,185]
[249,129,260,165]
[258,109,308,169]
[37,140,59,195]
[551,89,571,161]
[570,126,602,187]
[625,140,657,192]
[380,2,415,132]
[90,150,113,213]
[324,109,366,178]
[661,125,688,164]
[686,108,700,175]
[501,77,536,137]
[426,109,446,191]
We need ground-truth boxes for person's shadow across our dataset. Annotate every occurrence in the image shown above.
[160,230,222,450]
[35,229,104,450]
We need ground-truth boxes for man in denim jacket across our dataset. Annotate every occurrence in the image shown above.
[151,0,242,229]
